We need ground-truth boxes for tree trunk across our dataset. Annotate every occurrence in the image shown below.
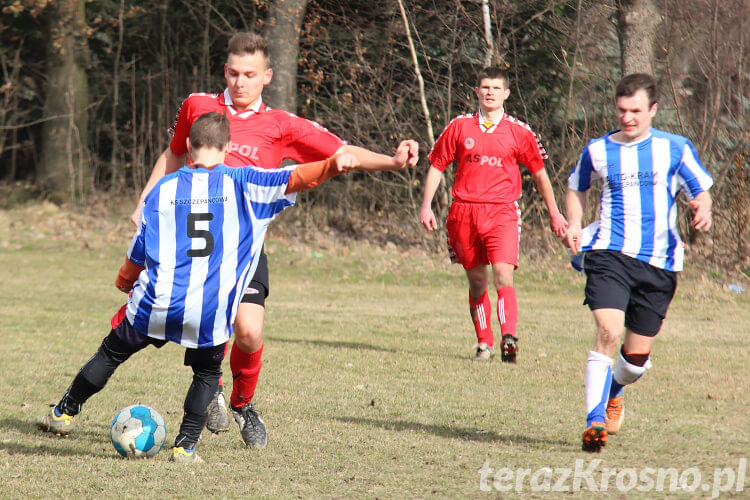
[616,0,660,75]
[38,0,90,202]
[481,0,493,67]
[262,0,309,112]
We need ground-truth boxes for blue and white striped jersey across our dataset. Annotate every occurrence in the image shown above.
[568,129,713,272]
[125,164,296,348]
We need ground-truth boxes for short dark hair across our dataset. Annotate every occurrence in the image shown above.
[189,112,230,150]
[476,67,509,88]
[616,73,658,107]
[227,32,270,66]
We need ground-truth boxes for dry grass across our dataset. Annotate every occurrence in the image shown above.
[0,201,748,498]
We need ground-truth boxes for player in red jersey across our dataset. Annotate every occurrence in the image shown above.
[131,32,418,448]
[420,67,566,362]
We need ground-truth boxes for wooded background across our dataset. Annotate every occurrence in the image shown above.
[0,0,747,270]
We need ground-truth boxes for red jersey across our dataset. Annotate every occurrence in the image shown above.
[428,112,547,203]
[169,89,345,168]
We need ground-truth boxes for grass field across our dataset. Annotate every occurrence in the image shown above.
[1,202,748,498]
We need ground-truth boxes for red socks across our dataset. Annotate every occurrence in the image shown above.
[469,290,494,347]
[468,287,519,345]
[497,286,517,337]
[229,341,263,408]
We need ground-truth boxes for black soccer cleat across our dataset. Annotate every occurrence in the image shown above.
[231,402,267,449]
[500,334,518,363]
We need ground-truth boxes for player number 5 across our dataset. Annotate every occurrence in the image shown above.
[186,212,214,257]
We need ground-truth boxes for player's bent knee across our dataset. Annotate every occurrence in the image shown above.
[596,325,622,347]
[492,269,514,288]
[233,323,264,351]
[493,275,513,289]
[234,301,265,348]
[80,343,124,388]
[466,271,488,290]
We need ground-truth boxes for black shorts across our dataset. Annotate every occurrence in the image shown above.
[582,250,677,336]
[241,248,269,306]
[112,314,168,351]
[112,312,225,366]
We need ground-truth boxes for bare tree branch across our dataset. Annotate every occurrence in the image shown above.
[396,0,435,147]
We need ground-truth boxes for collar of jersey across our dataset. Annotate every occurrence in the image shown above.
[222,89,263,118]
[478,109,504,133]
[607,129,653,147]
[182,164,211,172]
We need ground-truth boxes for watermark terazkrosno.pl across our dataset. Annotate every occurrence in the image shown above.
[479,458,746,497]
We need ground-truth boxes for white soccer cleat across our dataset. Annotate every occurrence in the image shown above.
[472,343,495,361]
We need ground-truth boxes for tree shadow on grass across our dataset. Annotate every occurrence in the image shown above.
[265,336,397,353]
[334,416,571,448]
[0,417,111,457]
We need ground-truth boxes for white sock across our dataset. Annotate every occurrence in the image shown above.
[585,350,613,426]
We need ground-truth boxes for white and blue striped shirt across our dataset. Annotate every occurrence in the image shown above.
[125,164,296,348]
[568,129,712,272]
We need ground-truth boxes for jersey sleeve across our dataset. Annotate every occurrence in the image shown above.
[428,121,458,172]
[115,215,147,291]
[168,96,194,157]
[516,127,547,174]
[568,143,594,191]
[232,166,297,221]
[126,213,147,266]
[279,114,344,162]
[286,157,341,193]
[675,139,713,200]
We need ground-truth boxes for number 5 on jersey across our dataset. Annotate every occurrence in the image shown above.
[187,212,214,257]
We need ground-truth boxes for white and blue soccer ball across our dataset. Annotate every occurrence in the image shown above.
[110,405,166,458]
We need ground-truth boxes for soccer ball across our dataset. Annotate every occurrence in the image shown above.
[110,405,166,458]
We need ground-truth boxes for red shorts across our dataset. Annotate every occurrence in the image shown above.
[446,201,521,269]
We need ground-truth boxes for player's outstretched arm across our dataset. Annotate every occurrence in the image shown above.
[531,169,568,238]
[338,139,419,171]
[419,166,443,232]
[129,148,186,226]
[689,191,712,231]
[565,189,586,253]
[285,153,360,194]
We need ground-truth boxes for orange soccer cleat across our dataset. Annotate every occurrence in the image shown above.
[582,423,607,453]
[605,396,624,435]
